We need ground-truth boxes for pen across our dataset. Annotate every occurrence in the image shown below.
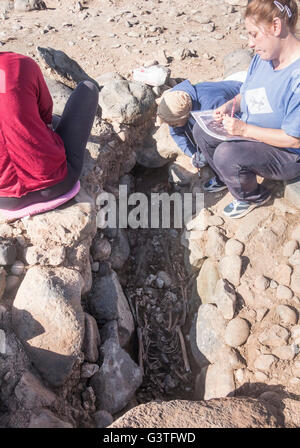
[231,96,236,118]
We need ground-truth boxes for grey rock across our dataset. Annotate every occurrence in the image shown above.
[90,339,143,414]
[157,271,172,288]
[258,324,290,348]
[284,177,300,211]
[224,49,253,78]
[89,270,134,347]
[289,249,300,266]
[225,238,244,256]
[4,275,20,293]
[225,317,250,347]
[201,23,215,33]
[272,345,297,361]
[291,224,300,241]
[100,320,119,344]
[81,362,99,378]
[205,226,227,260]
[82,312,101,363]
[28,409,73,428]
[12,266,85,387]
[254,354,278,372]
[219,255,242,287]
[109,397,278,428]
[196,258,220,305]
[276,285,293,300]
[14,0,46,11]
[37,47,99,90]
[10,260,25,276]
[186,208,211,232]
[273,264,292,287]
[283,240,298,257]
[94,410,114,428]
[0,267,6,299]
[22,202,96,249]
[195,304,233,364]
[0,224,13,238]
[0,328,6,354]
[255,275,270,291]
[14,371,57,410]
[24,245,66,266]
[95,72,125,87]
[99,80,155,124]
[275,305,298,326]
[91,237,111,261]
[270,280,278,289]
[204,363,235,400]
[173,47,198,61]
[291,265,300,294]
[0,239,16,265]
[45,77,72,116]
[211,279,236,320]
[108,229,130,270]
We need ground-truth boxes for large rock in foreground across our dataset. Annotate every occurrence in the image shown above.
[89,270,134,347]
[109,397,278,428]
[90,339,143,415]
[22,202,96,250]
[99,80,155,124]
[12,266,85,387]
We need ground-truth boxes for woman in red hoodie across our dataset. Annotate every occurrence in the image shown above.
[0,51,99,210]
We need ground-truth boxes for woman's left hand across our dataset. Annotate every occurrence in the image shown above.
[222,116,247,136]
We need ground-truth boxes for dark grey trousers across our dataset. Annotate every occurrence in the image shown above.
[193,123,300,202]
[0,80,99,210]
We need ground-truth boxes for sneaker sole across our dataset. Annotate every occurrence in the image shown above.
[223,195,271,219]
[204,185,228,193]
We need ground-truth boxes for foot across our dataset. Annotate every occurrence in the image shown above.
[203,176,227,193]
[223,195,271,219]
[191,151,207,169]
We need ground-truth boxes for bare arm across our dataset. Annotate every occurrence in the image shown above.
[223,117,300,149]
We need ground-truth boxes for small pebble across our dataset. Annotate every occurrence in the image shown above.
[275,304,298,325]
[291,325,300,343]
[255,275,270,291]
[91,262,99,272]
[276,285,293,300]
[254,354,277,372]
[270,280,278,289]
[272,345,296,361]
[10,260,25,276]
[225,317,250,347]
[282,240,298,257]
[4,275,20,293]
[225,238,244,256]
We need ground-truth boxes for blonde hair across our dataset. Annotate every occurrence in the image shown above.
[245,0,299,33]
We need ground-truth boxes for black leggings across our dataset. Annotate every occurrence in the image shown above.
[0,80,99,210]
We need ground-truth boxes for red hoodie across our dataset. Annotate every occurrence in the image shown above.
[0,52,67,197]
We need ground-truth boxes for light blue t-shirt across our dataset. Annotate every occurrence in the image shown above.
[240,54,300,155]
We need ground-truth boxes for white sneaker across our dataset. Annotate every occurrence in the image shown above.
[191,151,207,169]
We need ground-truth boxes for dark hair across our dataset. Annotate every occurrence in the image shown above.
[245,0,298,33]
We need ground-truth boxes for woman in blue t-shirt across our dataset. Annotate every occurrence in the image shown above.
[193,0,300,218]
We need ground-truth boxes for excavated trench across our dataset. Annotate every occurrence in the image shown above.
[92,161,200,406]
